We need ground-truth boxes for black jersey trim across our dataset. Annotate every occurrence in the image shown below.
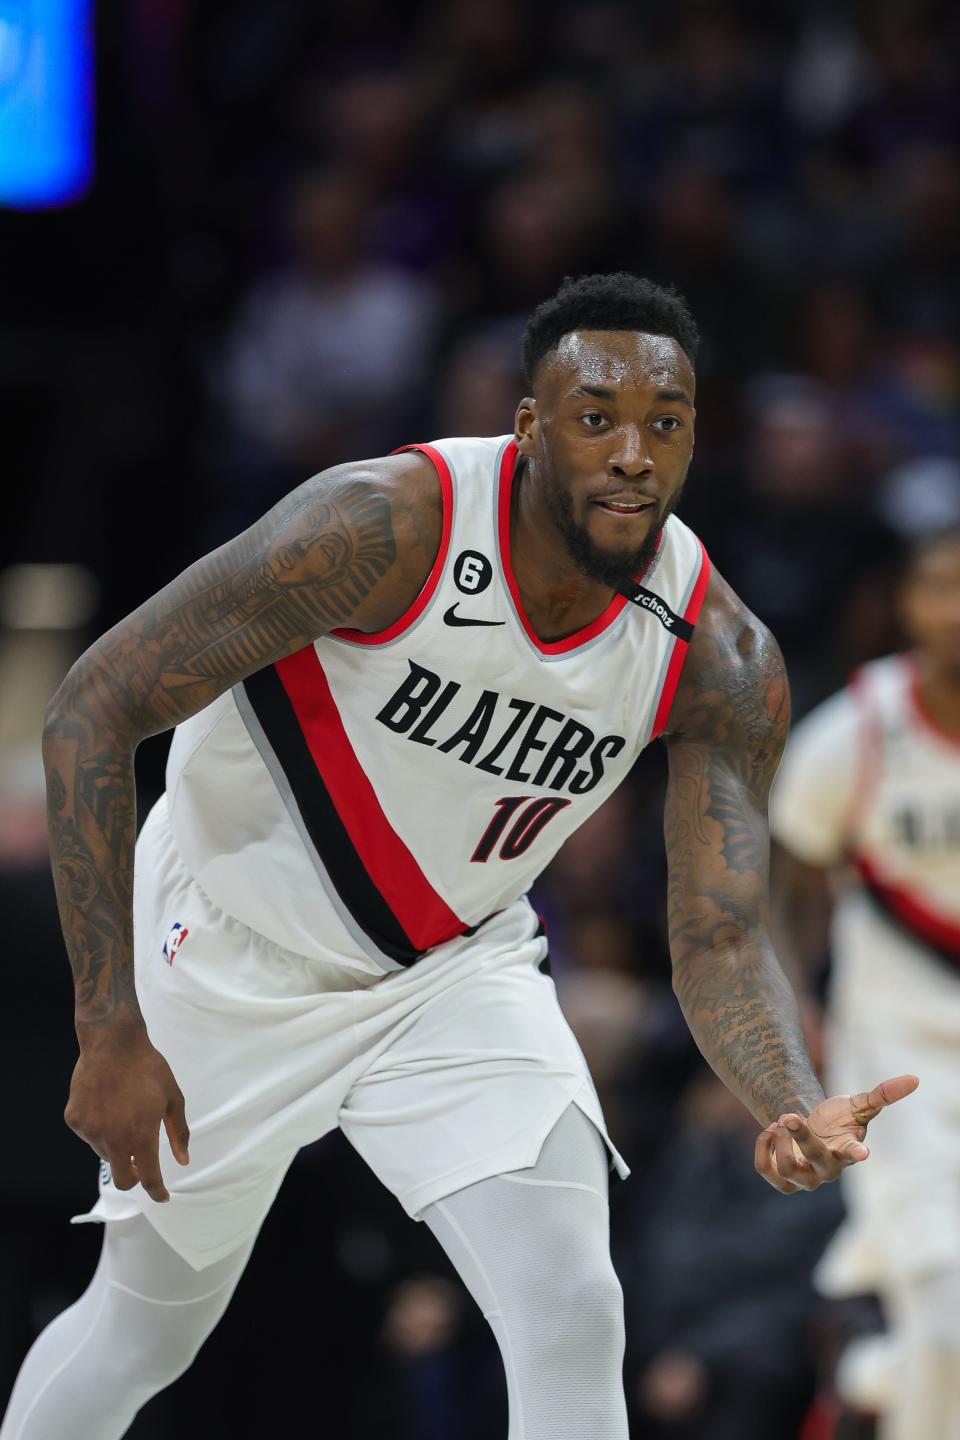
[618,582,696,642]
[241,666,423,966]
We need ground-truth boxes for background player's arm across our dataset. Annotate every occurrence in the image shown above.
[661,572,823,1127]
[770,845,832,989]
[768,684,864,988]
[42,453,440,1198]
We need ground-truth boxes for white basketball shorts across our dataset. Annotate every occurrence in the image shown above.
[72,796,628,1270]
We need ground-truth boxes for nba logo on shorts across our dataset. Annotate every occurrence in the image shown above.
[162,922,189,965]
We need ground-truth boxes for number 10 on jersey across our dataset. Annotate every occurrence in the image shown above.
[471,796,571,862]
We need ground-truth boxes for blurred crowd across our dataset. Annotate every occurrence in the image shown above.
[2,0,959,1435]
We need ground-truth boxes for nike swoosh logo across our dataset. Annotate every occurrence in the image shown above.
[443,604,506,628]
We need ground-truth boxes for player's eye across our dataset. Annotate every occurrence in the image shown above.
[581,412,606,428]
[654,416,682,432]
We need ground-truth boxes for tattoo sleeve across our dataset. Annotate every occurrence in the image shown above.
[42,465,431,1034]
[662,583,824,1124]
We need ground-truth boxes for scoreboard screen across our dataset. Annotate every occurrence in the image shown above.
[0,0,93,209]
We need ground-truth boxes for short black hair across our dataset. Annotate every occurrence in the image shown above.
[522,272,700,387]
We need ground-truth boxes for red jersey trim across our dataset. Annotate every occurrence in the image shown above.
[496,440,632,655]
[843,666,884,844]
[332,442,454,647]
[274,646,469,953]
[853,851,960,957]
[649,539,712,740]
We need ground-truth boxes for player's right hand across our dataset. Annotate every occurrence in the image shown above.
[64,1024,190,1203]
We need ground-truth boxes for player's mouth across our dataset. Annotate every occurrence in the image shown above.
[591,496,656,517]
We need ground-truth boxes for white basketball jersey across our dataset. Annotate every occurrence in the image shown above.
[844,656,960,960]
[166,436,709,975]
[772,653,960,1027]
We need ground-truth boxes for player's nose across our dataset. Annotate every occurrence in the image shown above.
[607,426,653,478]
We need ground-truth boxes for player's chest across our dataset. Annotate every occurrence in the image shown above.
[322,612,662,805]
[861,730,960,862]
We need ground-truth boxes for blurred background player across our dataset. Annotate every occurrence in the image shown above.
[772,526,960,1440]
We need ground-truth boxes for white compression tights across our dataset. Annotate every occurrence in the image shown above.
[1,1104,626,1440]
[0,1220,254,1440]
[423,1103,629,1440]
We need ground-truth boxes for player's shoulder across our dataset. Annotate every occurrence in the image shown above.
[418,433,512,468]
[662,561,788,745]
[346,433,508,527]
[266,447,445,636]
[283,436,507,635]
[667,562,781,715]
[323,445,443,529]
[688,560,757,653]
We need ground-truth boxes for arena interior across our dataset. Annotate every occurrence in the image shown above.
[2,2,959,1437]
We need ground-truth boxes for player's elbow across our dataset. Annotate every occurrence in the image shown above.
[44,655,95,735]
[43,651,138,747]
[44,670,78,736]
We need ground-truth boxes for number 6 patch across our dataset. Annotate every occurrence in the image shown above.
[454,550,493,595]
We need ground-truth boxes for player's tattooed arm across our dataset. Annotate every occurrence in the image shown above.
[661,570,825,1126]
[43,454,442,1033]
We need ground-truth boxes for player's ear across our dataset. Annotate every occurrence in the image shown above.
[515,399,539,457]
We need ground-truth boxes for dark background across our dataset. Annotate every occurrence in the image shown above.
[2,1,958,1435]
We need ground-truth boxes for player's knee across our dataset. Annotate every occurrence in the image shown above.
[143,1317,211,1388]
[568,1261,626,1355]
[520,1250,625,1368]
[99,1294,216,1394]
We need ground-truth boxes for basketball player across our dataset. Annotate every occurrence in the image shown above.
[772,526,960,1440]
[3,273,916,1440]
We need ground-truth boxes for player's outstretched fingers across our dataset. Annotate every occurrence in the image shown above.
[164,1088,191,1167]
[129,1134,171,1204]
[772,1121,819,1189]
[755,1124,799,1194]
[777,1114,838,1180]
[850,1074,920,1126]
[830,1133,869,1166]
[106,1147,140,1193]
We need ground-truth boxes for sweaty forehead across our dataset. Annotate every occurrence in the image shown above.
[543,330,694,398]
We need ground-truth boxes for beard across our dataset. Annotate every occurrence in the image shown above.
[543,478,684,591]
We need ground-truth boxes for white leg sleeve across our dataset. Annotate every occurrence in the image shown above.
[0,1216,253,1440]
[879,1265,960,1440]
[422,1103,629,1440]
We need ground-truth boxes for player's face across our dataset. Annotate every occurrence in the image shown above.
[514,331,695,588]
[900,537,960,677]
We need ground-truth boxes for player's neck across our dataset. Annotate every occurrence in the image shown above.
[913,652,960,736]
[510,460,616,642]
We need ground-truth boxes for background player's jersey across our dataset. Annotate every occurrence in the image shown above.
[165,435,709,975]
[771,653,960,1029]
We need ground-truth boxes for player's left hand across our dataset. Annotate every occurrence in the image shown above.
[755,1073,919,1194]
